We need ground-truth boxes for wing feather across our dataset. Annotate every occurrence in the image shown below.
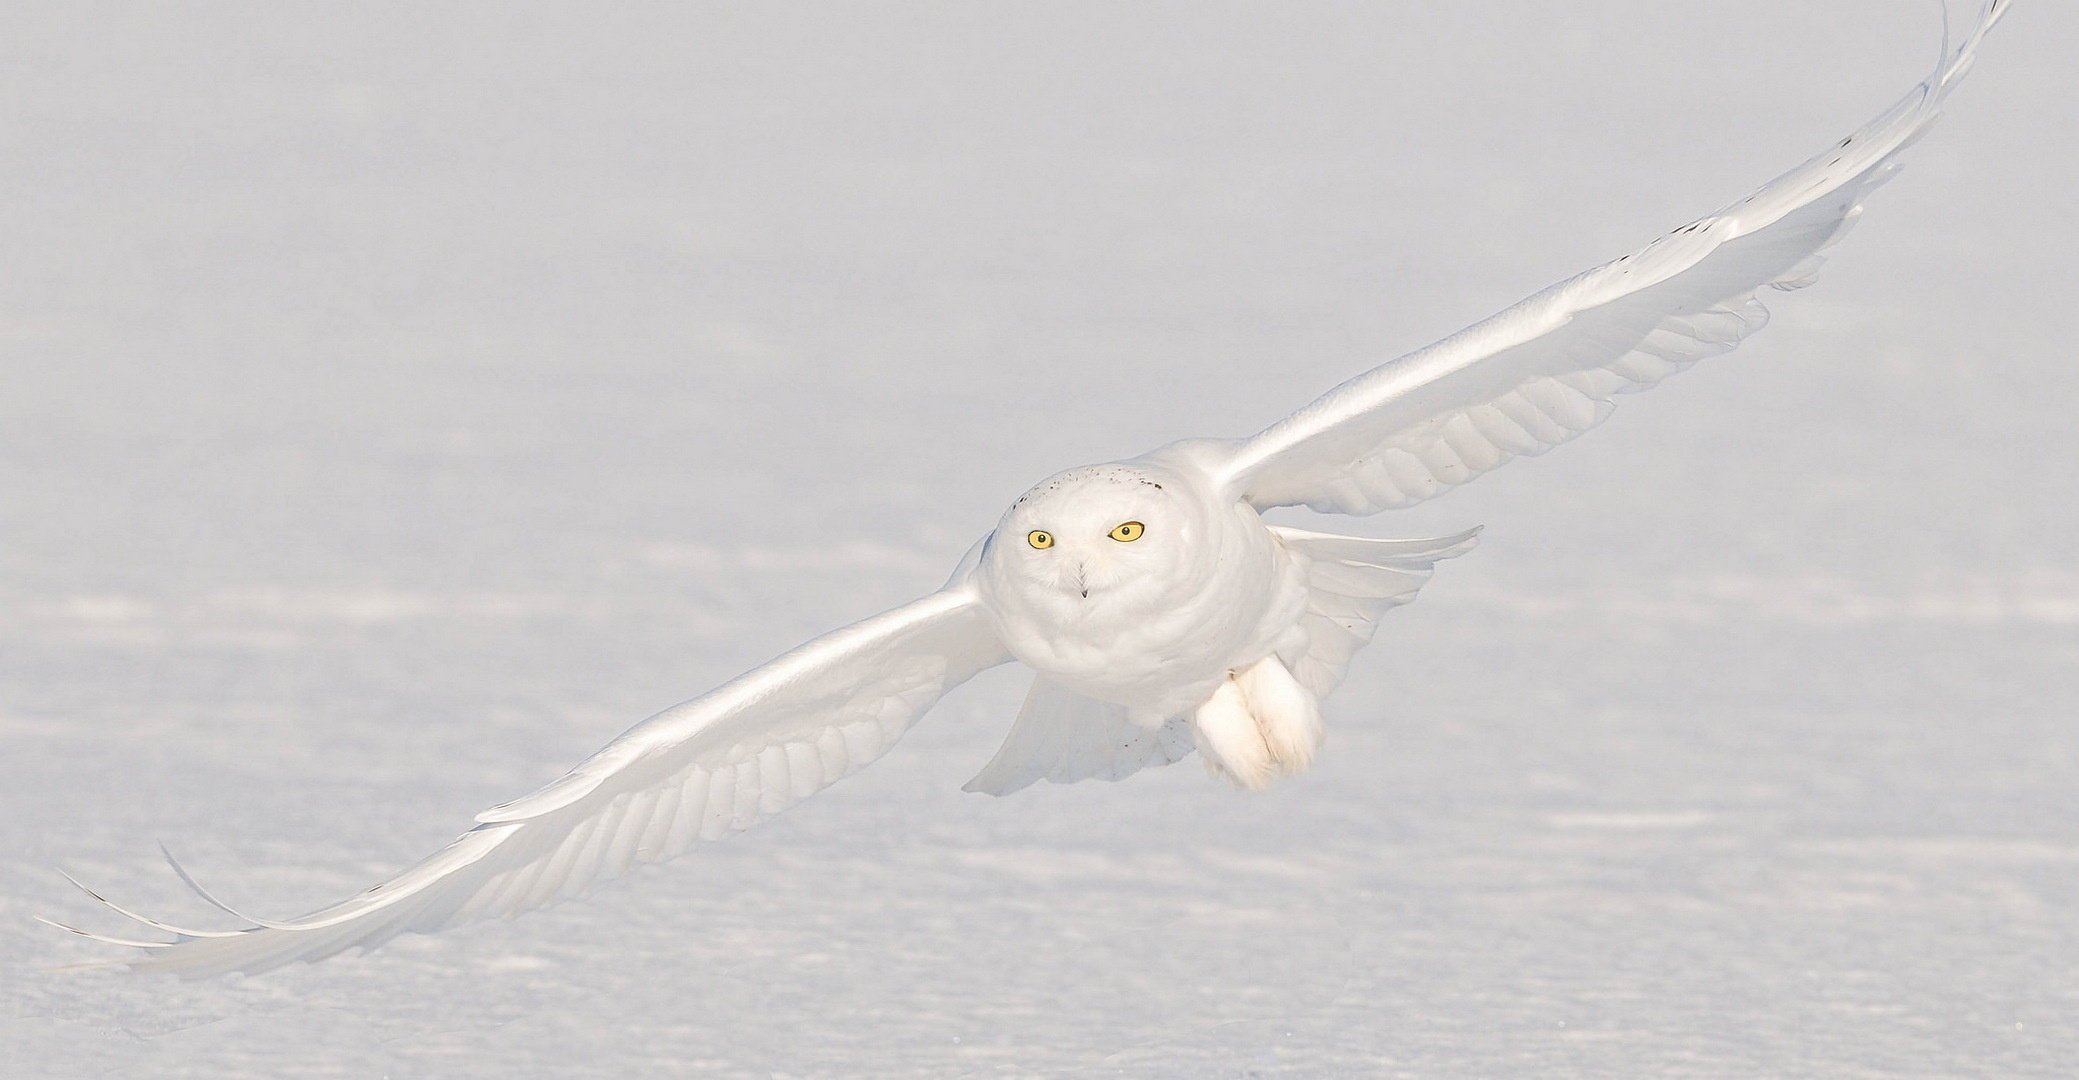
[1218,1,2008,515]
[960,678,1198,796]
[54,576,1010,977]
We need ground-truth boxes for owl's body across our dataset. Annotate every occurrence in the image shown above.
[977,446,1301,724]
[48,2,2011,977]
[971,443,1467,789]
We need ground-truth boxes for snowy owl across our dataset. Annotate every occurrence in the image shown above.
[47,2,2010,976]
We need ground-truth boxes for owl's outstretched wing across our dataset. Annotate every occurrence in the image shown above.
[1213,1,2008,516]
[45,561,1011,977]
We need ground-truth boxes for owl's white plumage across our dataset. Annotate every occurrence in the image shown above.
[44,1,2010,976]
[980,453,1310,728]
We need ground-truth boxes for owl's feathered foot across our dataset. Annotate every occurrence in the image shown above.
[1192,655,1324,791]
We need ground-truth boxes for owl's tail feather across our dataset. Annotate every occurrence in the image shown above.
[963,678,1195,796]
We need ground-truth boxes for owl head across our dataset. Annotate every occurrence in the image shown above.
[981,463,1199,608]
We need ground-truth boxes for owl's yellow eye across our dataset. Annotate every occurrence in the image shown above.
[1027,530,1054,550]
[1108,521,1145,543]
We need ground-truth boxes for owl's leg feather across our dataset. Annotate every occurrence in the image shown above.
[1192,677,1274,791]
[1234,654,1324,775]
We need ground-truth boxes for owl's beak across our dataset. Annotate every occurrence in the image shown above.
[1073,564,1089,599]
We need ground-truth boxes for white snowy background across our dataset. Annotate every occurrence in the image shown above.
[4,2,2075,1076]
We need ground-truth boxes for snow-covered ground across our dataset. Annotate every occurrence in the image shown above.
[4,2,2075,1075]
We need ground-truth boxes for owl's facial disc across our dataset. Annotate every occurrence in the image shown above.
[998,466,1182,602]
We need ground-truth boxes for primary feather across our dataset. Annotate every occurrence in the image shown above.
[1217,0,2010,514]
[51,581,1008,977]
